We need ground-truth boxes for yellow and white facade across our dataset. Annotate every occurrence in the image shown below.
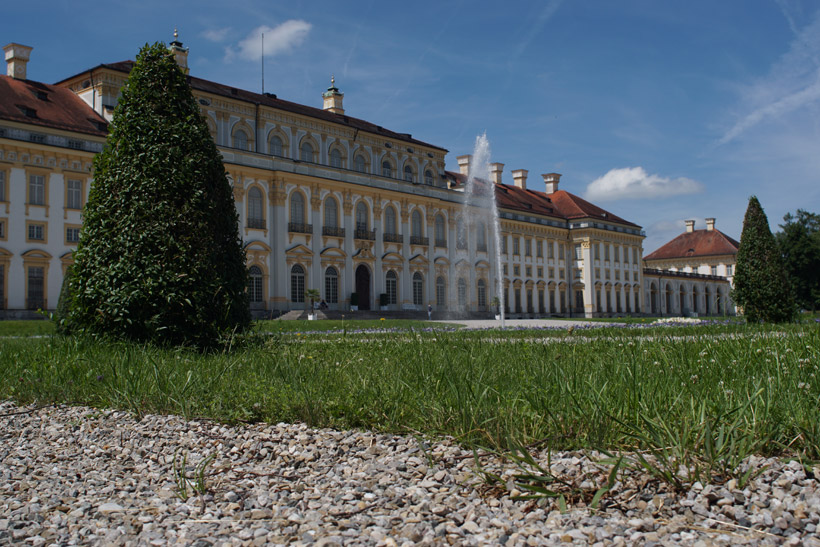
[0,39,734,318]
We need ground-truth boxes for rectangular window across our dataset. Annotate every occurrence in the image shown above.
[66,226,81,244]
[604,244,610,261]
[501,236,507,254]
[711,265,718,276]
[0,219,5,240]
[525,239,531,257]
[27,266,44,310]
[559,244,565,260]
[549,267,554,279]
[525,266,532,277]
[574,244,583,260]
[726,264,734,276]
[513,265,520,276]
[548,242,554,259]
[633,247,639,264]
[503,264,508,275]
[537,267,543,278]
[67,179,83,209]
[594,244,600,259]
[537,240,543,258]
[614,246,620,262]
[29,174,45,205]
[27,223,45,241]
[513,238,520,255]
[0,171,5,202]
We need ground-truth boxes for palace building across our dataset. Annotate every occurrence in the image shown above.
[0,38,734,318]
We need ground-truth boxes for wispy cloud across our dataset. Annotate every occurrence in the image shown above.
[509,0,564,63]
[225,21,312,62]
[585,167,704,201]
[717,7,820,145]
[202,27,231,43]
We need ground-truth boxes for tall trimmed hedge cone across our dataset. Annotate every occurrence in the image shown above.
[732,196,795,323]
[68,42,250,347]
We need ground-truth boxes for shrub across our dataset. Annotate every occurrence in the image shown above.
[732,196,795,323]
[68,42,250,347]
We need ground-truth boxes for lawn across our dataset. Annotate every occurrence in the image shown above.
[1,320,818,479]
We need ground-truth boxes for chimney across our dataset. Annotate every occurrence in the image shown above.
[4,43,33,80]
[490,163,504,184]
[543,173,561,194]
[511,169,528,190]
[169,29,189,75]
[322,76,344,114]
[457,155,472,176]
[705,218,715,231]
[685,220,695,233]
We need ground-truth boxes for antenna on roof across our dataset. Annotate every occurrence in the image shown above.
[261,32,265,94]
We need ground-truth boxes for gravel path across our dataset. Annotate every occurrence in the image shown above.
[1,401,818,546]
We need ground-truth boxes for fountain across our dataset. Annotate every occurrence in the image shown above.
[461,133,505,328]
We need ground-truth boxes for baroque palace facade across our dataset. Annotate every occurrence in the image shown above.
[0,39,733,318]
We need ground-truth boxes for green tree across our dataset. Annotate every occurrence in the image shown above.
[732,196,795,323]
[775,210,820,312]
[68,42,250,347]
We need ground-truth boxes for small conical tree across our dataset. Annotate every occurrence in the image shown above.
[68,42,250,347]
[732,196,795,323]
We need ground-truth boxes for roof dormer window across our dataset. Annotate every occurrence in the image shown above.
[18,105,37,118]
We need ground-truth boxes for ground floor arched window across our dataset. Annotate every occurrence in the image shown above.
[248,265,263,306]
[436,276,446,307]
[457,278,467,307]
[477,279,486,309]
[413,272,423,306]
[325,267,338,304]
[386,270,398,305]
[291,264,305,303]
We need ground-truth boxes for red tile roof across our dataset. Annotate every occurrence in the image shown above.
[643,229,739,261]
[444,171,641,228]
[0,75,108,136]
[57,61,446,152]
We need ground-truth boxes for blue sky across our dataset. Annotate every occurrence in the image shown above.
[4,0,819,252]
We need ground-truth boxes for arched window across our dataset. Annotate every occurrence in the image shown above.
[290,192,305,225]
[424,170,434,185]
[248,187,264,228]
[354,153,367,173]
[300,141,314,162]
[330,148,342,168]
[411,210,423,238]
[248,265,263,305]
[436,276,446,307]
[386,270,398,305]
[435,214,446,247]
[325,267,338,304]
[413,272,423,306]
[270,135,284,157]
[477,279,486,308]
[382,160,392,178]
[384,206,397,235]
[324,197,338,228]
[233,129,248,150]
[457,278,467,307]
[356,202,368,232]
[476,221,487,251]
[291,264,305,303]
[456,218,467,250]
[404,165,414,182]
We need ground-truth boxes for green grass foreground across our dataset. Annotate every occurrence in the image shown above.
[1,323,818,463]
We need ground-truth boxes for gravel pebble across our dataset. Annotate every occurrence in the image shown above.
[1,401,819,546]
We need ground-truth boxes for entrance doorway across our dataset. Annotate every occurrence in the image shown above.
[355,264,371,310]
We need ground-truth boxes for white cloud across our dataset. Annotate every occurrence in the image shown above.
[202,27,231,43]
[584,167,704,201]
[225,21,312,62]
